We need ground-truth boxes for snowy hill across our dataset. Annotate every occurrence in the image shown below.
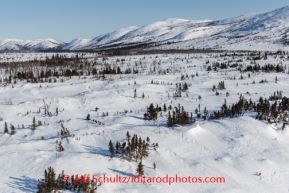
[22,39,66,50]
[0,39,24,50]
[0,39,66,51]
[62,6,289,51]
[1,6,289,51]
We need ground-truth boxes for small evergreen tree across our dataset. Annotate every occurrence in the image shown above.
[146,137,150,143]
[212,85,216,91]
[167,111,173,127]
[32,117,36,130]
[11,124,16,135]
[183,82,188,90]
[145,103,158,120]
[134,89,137,98]
[4,122,8,134]
[109,140,114,158]
[57,141,65,152]
[136,161,144,176]
[45,166,60,191]
[126,131,131,143]
[163,104,167,112]
[115,141,120,153]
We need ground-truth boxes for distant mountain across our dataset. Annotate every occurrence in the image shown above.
[0,39,66,51]
[22,39,66,50]
[1,6,289,51]
[0,39,24,50]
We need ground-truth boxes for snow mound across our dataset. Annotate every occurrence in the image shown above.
[188,124,204,134]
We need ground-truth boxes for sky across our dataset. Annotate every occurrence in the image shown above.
[0,0,288,42]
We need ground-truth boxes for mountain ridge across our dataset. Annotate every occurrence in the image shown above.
[1,5,289,51]
[0,38,66,51]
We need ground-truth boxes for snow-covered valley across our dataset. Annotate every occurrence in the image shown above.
[1,51,289,192]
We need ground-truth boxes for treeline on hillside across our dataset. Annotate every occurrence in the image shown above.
[138,49,289,56]
[142,91,288,128]
[209,91,289,129]
[244,63,286,73]
[0,54,142,84]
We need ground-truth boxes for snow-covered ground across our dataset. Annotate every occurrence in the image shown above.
[1,52,289,192]
[0,52,97,62]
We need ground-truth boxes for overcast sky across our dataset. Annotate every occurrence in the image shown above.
[0,0,288,42]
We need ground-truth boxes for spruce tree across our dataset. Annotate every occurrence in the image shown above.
[136,161,144,176]
[141,141,149,160]
[37,183,44,193]
[57,141,65,152]
[126,131,130,143]
[115,141,120,153]
[183,82,188,90]
[32,117,36,130]
[212,85,216,91]
[4,122,8,134]
[146,137,150,143]
[153,162,156,170]
[134,89,137,98]
[45,166,60,192]
[11,124,15,135]
[109,140,114,158]
[147,103,158,120]
[167,111,173,127]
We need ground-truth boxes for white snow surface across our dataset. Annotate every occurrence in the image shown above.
[0,52,289,192]
[0,52,96,62]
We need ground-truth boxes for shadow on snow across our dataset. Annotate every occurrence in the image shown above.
[7,176,38,193]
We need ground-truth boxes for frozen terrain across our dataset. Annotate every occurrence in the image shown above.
[0,52,97,62]
[0,52,289,192]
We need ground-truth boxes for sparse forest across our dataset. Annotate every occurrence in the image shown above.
[1,50,289,192]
